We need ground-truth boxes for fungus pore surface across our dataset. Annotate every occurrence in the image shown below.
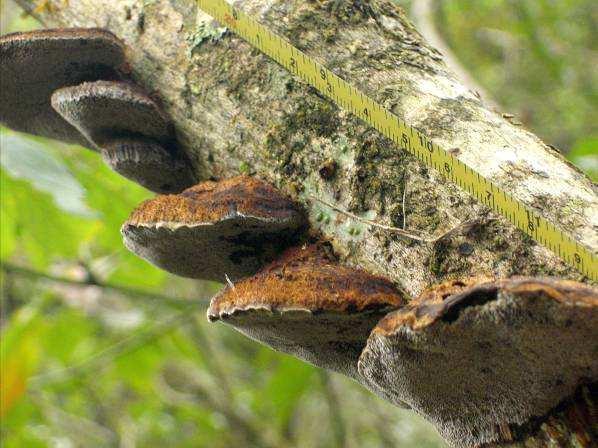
[101,137,196,194]
[358,277,598,447]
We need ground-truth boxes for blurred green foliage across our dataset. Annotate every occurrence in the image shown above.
[1,0,596,447]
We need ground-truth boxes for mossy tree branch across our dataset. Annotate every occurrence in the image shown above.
[14,0,596,296]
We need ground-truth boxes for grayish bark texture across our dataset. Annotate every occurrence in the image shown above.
[16,0,596,298]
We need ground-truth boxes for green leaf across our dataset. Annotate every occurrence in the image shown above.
[1,171,94,267]
[259,356,316,431]
[0,131,95,217]
[0,188,17,259]
[568,137,598,181]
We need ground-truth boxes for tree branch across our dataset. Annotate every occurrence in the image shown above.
[13,0,596,298]
[1,262,208,310]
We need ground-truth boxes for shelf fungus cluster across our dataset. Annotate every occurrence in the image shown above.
[3,25,597,448]
[121,176,307,282]
[0,28,195,193]
[121,176,407,388]
[208,243,406,381]
[121,175,598,447]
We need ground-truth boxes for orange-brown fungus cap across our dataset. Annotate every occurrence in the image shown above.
[208,243,406,380]
[373,276,490,333]
[0,29,124,145]
[358,277,598,448]
[121,176,306,282]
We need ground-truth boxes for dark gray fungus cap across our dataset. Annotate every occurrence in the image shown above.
[0,28,125,144]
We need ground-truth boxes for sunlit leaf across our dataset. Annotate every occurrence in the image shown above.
[0,131,95,217]
[569,137,598,181]
[0,188,17,259]
[1,172,93,267]
[259,357,317,431]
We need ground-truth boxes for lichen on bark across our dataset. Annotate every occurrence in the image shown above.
[16,0,595,298]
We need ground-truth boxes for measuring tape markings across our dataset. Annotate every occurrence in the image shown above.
[196,0,597,280]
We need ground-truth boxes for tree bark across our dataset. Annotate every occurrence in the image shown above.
[13,1,598,446]
[15,0,596,297]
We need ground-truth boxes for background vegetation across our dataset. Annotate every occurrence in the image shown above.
[1,0,596,446]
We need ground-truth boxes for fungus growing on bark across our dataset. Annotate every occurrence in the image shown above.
[207,243,406,380]
[51,81,195,193]
[0,28,195,193]
[0,28,125,145]
[101,138,196,194]
[358,277,598,448]
[121,176,306,282]
[51,80,173,146]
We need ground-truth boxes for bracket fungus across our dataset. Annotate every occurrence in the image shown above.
[207,243,406,381]
[121,176,307,282]
[100,138,195,194]
[358,277,598,447]
[0,28,124,145]
[51,81,173,146]
[51,81,195,193]
[0,28,195,193]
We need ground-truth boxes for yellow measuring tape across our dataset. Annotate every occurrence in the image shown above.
[197,0,597,281]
